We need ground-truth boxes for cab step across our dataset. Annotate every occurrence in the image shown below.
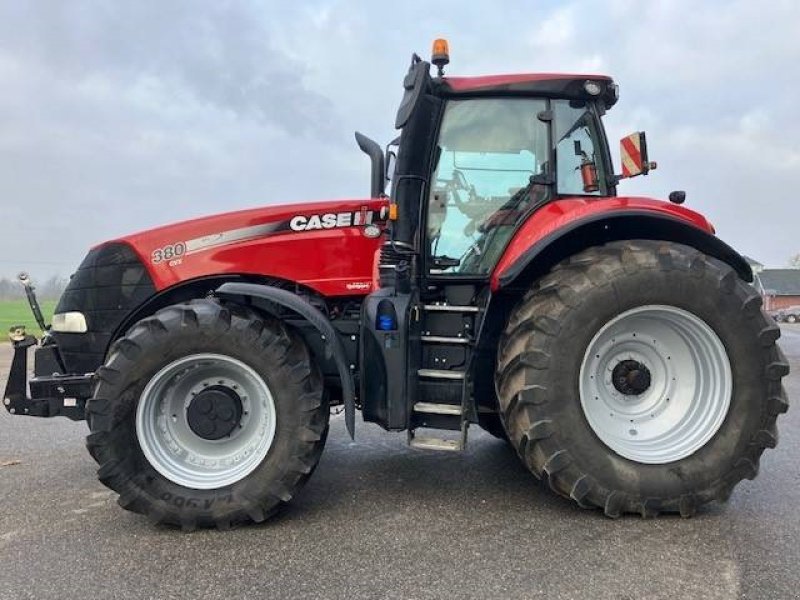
[413,402,462,415]
[423,304,480,313]
[420,335,470,345]
[417,368,465,380]
[408,421,468,452]
[409,436,462,451]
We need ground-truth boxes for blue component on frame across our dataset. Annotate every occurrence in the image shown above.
[378,314,396,331]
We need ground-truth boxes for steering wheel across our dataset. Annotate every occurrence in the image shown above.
[447,169,478,218]
[451,169,470,192]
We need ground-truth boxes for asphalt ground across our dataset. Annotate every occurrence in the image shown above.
[1,327,799,600]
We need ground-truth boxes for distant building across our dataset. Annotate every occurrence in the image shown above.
[754,269,800,311]
[743,256,764,274]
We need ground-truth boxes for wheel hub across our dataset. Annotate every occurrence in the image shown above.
[186,385,243,440]
[135,353,277,489]
[611,359,652,396]
[579,305,732,464]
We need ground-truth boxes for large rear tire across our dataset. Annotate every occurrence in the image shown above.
[495,240,789,517]
[86,299,328,529]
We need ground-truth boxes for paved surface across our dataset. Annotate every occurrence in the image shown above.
[1,327,799,600]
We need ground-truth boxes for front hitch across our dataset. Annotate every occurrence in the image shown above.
[3,326,89,420]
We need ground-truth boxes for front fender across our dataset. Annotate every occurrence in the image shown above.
[492,197,751,291]
[214,282,356,438]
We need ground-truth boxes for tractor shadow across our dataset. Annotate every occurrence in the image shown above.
[273,417,592,526]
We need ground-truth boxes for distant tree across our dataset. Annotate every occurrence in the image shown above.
[0,274,67,300]
[0,277,24,300]
[790,254,800,269]
[37,275,68,300]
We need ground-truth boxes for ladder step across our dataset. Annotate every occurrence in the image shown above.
[420,335,470,345]
[423,304,480,313]
[413,402,463,416]
[417,369,465,380]
[409,436,462,451]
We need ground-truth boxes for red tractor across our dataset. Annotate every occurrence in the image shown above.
[4,41,789,527]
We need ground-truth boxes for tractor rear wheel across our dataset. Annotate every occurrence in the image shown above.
[495,240,789,517]
[86,299,328,529]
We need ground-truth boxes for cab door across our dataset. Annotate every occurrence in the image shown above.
[424,97,611,278]
[424,97,551,278]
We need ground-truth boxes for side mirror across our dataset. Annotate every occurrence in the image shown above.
[395,55,430,129]
[385,135,400,184]
[385,150,397,182]
[619,132,657,178]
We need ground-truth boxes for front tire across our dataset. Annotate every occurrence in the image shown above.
[496,241,789,517]
[86,299,328,529]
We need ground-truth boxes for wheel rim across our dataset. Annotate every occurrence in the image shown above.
[136,353,277,489]
[579,305,732,464]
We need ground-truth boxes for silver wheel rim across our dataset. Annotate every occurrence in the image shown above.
[135,353,276,489]
[579,305,731,464]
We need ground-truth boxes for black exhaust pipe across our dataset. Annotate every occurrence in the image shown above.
[355,132,385,198]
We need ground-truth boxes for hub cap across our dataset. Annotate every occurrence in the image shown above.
[136,353,276,489]
[579,305,732,464]
[611,359,652,396]
[186,386,243,440]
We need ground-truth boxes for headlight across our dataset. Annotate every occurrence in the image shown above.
[583,80,603,96]
[51,312,88,333]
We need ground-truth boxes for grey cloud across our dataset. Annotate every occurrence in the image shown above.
[0,0,334,135]
[0,0,798,278]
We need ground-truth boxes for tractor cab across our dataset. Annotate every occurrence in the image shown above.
[356,41,653,449]
[358,43,648,280]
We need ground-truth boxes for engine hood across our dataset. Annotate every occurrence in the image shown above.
[108,198,389,297]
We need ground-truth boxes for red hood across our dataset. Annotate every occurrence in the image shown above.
[111,198,389,297]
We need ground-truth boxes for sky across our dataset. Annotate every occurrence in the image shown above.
[0,0,798,278]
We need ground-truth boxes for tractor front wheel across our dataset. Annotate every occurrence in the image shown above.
[86,299,328,529]
[496,240,789,517]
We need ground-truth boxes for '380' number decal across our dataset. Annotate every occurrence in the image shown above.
[151,242,186,264]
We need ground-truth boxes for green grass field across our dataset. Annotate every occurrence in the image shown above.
[0,299,57,336]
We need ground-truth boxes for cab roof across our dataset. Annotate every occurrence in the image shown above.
[443,73,611,92]
[437,73,617,107]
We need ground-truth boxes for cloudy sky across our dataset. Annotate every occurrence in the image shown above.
[0,0,798,278]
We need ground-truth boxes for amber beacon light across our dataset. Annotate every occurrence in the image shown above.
[431,38,450,76]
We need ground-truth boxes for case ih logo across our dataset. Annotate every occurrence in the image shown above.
[289,206,385,232]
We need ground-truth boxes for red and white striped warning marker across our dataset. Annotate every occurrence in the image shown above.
[621,132,644,178]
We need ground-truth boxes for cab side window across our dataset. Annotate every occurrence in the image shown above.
[554,101,603,196]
